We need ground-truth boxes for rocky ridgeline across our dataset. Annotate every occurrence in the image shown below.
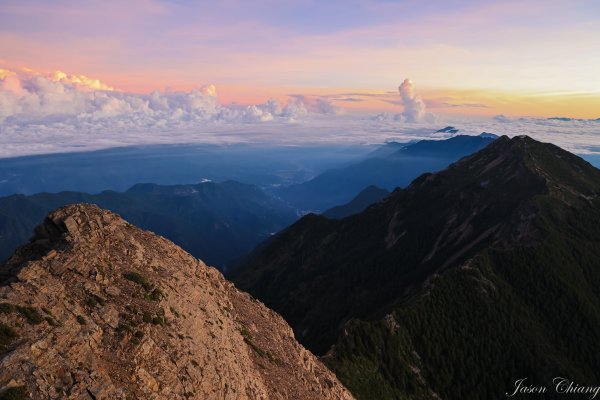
[0,204,353,400]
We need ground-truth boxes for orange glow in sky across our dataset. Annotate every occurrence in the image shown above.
[1,0,599,119]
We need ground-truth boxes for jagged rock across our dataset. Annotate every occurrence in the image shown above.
[0,204,353,400]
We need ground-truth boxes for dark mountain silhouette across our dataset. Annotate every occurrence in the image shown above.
[0,181,297,270]
[323,186,390,219]
[277,134,496,211]
[233,136,600,399]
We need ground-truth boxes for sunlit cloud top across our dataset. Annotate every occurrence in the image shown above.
[1,67,599,160]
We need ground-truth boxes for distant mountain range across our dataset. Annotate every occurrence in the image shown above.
[0,135,505,270]
[436,126,459,133]
[583,153,600,169]
[277,134,497,211]
[233,136,600,399]
[0,143,370,196]
[323,185,390,219]
[0,181,297,269]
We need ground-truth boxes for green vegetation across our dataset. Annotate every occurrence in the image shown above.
[85,297,97,308]
[0,303,43,325]
[239,325,280,364]
[125,304,138,314]
[85,295,106,308]
[130,329,145,345]
[138,309,166,326]
[145,288,163,302]
[76,315,86,325]
[124,272,165,302]
[40,308,58,326]
[0,322,18,355]
[123,272,152,291]
[142,312,152,324]
[116,322,132,334]
[151,309,167,326]
[328,227,600,399]
[0,303,14,314]
[234,137,600,399]
[0,386,28,400]
[16,306,43,325]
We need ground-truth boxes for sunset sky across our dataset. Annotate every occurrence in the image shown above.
[1,0,599,118]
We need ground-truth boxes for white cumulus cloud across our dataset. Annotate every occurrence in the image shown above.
[0,68,598,159]
[394,79,437,123]
[0,68,338,129]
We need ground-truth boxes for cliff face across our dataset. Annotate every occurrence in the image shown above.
[0,204,353,400]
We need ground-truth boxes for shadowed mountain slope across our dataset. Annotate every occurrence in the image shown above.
[278,134,496,211]
[0,181,297,270]
[233,136,600,399]
[323,185,390,219]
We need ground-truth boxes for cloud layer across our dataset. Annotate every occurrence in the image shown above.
[367,79,437,124]
[0,68,340,129]
[0,69,599,159]
[398,79,427,122]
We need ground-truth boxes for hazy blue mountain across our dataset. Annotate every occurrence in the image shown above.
[233,136,600,399]
[479,132,499,139]
[0,181,297,269]
[323,185,390,219]
[363,141,412,159]
[0,143,371,196]
[583,153,600,168]
[278,134,496,211]
[436,126,458,133]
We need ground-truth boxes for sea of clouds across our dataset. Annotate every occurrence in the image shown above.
[0,68,598,158]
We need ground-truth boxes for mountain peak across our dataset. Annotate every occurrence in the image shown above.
[35,203,125,245]
[0,204,353,399]
[233,136,600,399]
[412,134,600,198]
[234,135,600,354]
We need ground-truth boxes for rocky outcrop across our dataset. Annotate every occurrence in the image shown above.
[0,204,353,400]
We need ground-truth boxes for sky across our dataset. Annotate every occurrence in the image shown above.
[2,0,599,115]
[0,0,599,157]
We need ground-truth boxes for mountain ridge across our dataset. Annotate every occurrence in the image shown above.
[0,204,353,400]
[277,135,497,211]
[233,135,600,399]
[0,180,297,269]
[323,185,390,219]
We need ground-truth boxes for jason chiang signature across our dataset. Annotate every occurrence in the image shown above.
[506,377,600,399]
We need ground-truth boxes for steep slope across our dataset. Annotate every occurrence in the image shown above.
[323,186,390,219]
[0,204,353,400]
[0,181,297,269]
[233,136,600,399]
[278,134,495,211]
